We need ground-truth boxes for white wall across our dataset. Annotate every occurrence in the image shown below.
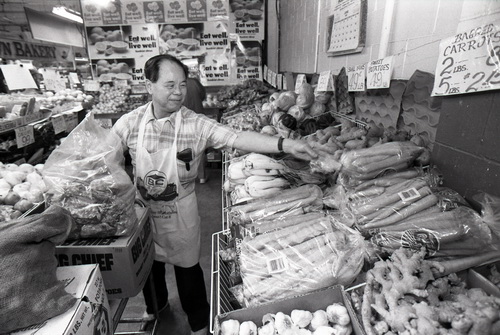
[273,0,500,79]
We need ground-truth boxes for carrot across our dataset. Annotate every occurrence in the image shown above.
[433,250,500,278]
[340,141,421,166]
[357,152,421,174]
[231,184,317,213]
[351,179,428,216]
[350,154,393,168]
[349,186,386,202]
[368,208,453,233]
[336,128,366,143]
[347,161,412,181]
[358,186,433,224]
[247,212,326,235]
[353,169,421,191]
[362,193,439,229]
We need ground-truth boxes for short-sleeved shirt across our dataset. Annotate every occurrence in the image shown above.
[113,102,237,186]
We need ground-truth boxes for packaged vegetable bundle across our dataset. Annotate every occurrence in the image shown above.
[369,206,494,258]
[42,113,138,240]
[339,141,424,182]
[238,215,365,307]
[347,176,439,230]
[228,184,324,225]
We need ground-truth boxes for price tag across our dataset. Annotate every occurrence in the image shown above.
[367,56,393,89]
[51,115,67,134]
[294,74,307,92]
[432,22,500,96]
[277,74,283,90]
[54,78,68,92]
[263,65,268,82]
[347,64,366,91]
[15,125,34,148]
[271,71,277,88]
[398,187,421,202]
[68,72,81,85]
[267,256,288,274]
[65,113,78,133]
[283,77,288,90]
[114,79,128,88]
[316,70,335,91]
[84,80,100,92]
[131,84,148,94]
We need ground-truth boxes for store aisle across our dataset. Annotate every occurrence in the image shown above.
[115,164,223,334]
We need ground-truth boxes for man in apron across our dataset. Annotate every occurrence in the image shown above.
[113,54,317,335]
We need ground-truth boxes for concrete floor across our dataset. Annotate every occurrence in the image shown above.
[114,165,223,335]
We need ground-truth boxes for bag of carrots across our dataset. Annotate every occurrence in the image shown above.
[368,206,494,258]
[237,215,365,307]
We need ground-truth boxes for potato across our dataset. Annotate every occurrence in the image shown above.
[14,199,34,213]
[3,190,20,206]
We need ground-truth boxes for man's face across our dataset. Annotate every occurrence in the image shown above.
[147,60,187,114]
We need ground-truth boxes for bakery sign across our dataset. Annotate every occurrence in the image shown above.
[0,38,57,61]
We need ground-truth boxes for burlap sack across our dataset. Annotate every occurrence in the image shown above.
[0,205,76,333]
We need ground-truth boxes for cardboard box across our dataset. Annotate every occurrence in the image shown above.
[12,264,112,335]
[55,206,154,300]
[214,285,366,335]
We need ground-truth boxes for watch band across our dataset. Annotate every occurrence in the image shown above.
[277,136,285,153]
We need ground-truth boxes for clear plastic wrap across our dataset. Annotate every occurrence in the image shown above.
[346,177,439,230]
[238,215,366,307]
[228,184,324,224]
[369,206,494,258]
[339,141,424,181]
[473,191,500,242]
[42,113,138,240]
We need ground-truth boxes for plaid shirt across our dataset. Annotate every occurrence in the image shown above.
[113,103,237,185]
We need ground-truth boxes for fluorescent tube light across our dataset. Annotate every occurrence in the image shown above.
[52,6,83,24]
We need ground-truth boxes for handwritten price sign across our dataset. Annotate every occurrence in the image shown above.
[347,64,366,92]
[316,70,335,92]
[367,56,393,89]
[15,125,34,148]
[433,22,500,96]
[51,115,67,134]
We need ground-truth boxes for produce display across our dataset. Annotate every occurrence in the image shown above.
[220,302,353,335]
[38,89,94,111]
[238,215,365,307]
[0,162,46,221]
[87,83,130,114]
[356,247,500,335]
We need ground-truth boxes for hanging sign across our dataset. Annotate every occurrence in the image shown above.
[0,65,38,91]
[316,70,335,91]
[294,74,307,92]
[51,115,67,135]
[432,22,500,96]
[347,64,366,91]
[15,125,34,148]
[367,56,393,89]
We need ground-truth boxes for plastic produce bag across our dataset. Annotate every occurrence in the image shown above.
[369,206,494,258]
[228,184,323,225]
[42,113,138,239]
[473,191,500,241]
[346,177,439,230]
[238,215,365,307]
[0,205,76,333]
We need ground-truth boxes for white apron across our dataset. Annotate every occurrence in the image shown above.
[135,106,201,267]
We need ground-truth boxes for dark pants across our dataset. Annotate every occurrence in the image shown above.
[143,260,210,332]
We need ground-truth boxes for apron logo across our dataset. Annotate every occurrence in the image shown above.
[137,171,179,202]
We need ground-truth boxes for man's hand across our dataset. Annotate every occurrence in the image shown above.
[283,139,318,161]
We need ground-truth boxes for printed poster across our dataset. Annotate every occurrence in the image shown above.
[81,0,103,26]
[432,21,500,96]
[122,0,146,24]
[102,1,123,25]
[187,0,208,22]
[207,0,230,20]
[158,23,205,58]
[143,1,166,23]
[165,0,188,23]
[230,40,262,83]
[228,0,264,40]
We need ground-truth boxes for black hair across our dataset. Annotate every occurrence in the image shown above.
[144,54,189,83]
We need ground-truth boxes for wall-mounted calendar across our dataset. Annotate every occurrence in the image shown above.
[326,0,366,56]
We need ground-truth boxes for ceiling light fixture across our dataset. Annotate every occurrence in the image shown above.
[52,6,83,24]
